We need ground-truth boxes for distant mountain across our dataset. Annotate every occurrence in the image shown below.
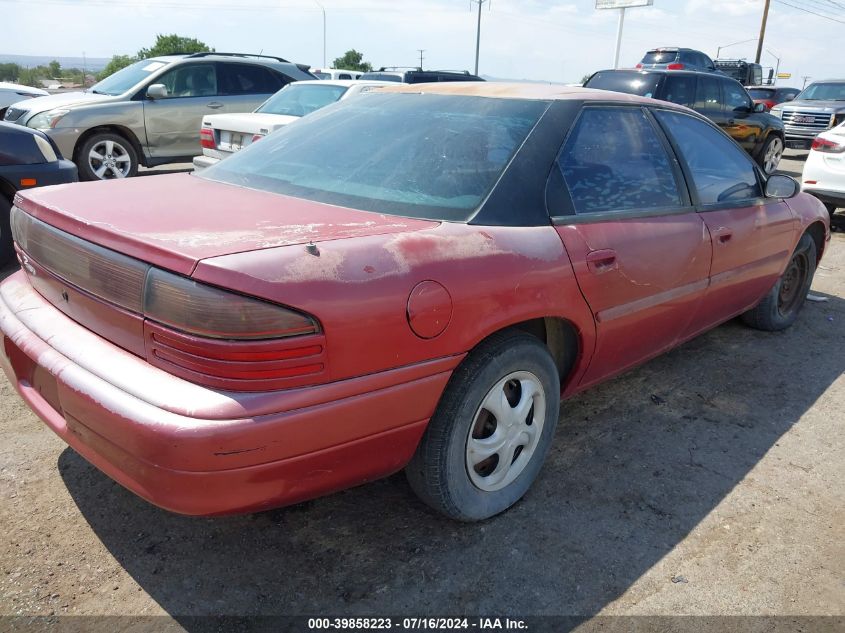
[0,53,110,71]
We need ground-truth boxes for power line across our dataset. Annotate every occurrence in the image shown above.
[774,0,845,22]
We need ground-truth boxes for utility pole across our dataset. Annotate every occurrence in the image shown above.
[472,0,488,76]
[313,0,326,68]
[755,0,771,64]
[613,8,626,69]
[417,49,425,69]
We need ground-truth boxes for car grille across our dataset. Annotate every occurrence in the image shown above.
[4,107,26,122]
[780,109,835,137]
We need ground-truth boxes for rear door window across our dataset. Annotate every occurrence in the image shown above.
[695,76,721,110]
[219,63,285,95]
[655,109,761,205]
[662,75,696,107]
[723,80,752,111]
[554,107,682,215]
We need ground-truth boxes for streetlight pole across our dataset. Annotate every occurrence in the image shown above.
[472,0,487,76]
[613,8,626,69]
[766,48,780,85]
[314,0,326,68]
[715,38,757,59]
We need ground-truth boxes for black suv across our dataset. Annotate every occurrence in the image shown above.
[358,67,484,83]
[586,69,785,174]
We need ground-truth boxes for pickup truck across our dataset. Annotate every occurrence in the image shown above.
[771,80,845,149]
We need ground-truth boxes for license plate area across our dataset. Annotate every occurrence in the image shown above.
[221,131,244,151]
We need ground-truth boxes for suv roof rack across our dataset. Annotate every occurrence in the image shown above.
[187,52,291,63]
[429,69,473,75]
[376,66,422,72]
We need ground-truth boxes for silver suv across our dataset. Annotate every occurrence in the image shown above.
[3,53,314,180]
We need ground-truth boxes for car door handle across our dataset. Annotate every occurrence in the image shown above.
[713,228,733,244]
[727,119,735,125]
[207,102,224,109]
[586,249,618,274]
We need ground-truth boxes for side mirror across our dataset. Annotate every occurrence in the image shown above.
[146,84,168,100]
[785,94,795,101]
[765,174,799,199]
[754,102,766,113]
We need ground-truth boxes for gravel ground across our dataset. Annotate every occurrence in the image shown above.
[0,153,843,630]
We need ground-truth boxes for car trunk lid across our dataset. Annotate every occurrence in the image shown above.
[14,173,438,276]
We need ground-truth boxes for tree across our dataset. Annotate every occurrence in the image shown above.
[17,67,42,88]
[97,55,136,81]
[332,49,372,72]
[0,63,20,82]
[137,34,213,59]
[48,60,61,78]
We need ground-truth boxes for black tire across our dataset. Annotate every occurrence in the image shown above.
[741,233,817,331]
[824,202,837,217]
[406,330,560,521]
[0,194,14,267]
[76,132,139,181]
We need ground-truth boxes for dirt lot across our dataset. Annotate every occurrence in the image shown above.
[0,190,843,628]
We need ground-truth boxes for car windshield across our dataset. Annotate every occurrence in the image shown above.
[200,93,548,221]
[257,84,349,117]
[641,51,677,64]
[796,82,845,101]
[89,59,170,96]
[748,88,775,99]
[585,71,662,98]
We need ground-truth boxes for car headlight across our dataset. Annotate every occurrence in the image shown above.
[26,108,69,131]
[770,107,782,119]
[32,134,58,162]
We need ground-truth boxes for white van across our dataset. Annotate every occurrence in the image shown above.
[311,68,363,80]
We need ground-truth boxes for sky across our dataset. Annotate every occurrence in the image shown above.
[1,0,842,87]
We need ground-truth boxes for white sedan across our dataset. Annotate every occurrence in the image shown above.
[802,120,845,219]
[0,82,48,118]
[193,79,391,170]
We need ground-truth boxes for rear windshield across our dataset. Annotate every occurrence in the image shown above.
[717,66,746,83]
[748,88,775,99]
[796,82,845,101]
[312,72,330,80]
[585,71,662,99]
[359,72,403,82]
[641,51,677,65]
[257,83,349,117]
[200,93,548,221]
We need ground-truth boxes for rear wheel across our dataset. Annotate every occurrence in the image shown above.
[741,233,816,331]
[0,194,13,266]
[406,331,560,521]
[758,134,784,175]
[77,132,138,181]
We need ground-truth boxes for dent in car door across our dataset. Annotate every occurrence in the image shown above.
[143,63,222,158]
[548,106,713,389]
[653,109,797,333]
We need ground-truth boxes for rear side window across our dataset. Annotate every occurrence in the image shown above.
[655,110,761,205]
[663,75,696,107]
[695,76,721,109]
[723,80,751,111]
[556,107,682,214]
[219,64,285,95]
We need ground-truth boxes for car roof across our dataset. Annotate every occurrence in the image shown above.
[376,81,684,106]
[291,79,396,87]
[594,68,724,78]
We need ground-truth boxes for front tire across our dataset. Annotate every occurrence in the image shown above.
[406,331,560,521]
[77,132,138,181]
[758,134,784,175]
[741,233,816,331]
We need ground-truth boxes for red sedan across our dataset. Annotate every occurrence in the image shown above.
[0,83,830,521]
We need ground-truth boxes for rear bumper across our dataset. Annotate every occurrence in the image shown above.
[192,154,220,170]
[0,272,457,515]
[802,187,845,209]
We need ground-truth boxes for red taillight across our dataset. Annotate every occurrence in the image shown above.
[811,136,845,153]
[199,127,216,149]
[252,134,265,143]
[667,63,684,70]
[635,63,643,68]
[764,100,776,110]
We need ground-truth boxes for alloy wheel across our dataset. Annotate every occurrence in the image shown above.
[763,136,784,174]
[88,139,132,179]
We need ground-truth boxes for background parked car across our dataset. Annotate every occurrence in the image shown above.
[636,47,718,73]
[0,121,76,265]
[770,79,845,149]
[0,82,48,119]
[748,85,800,111]
[311,68,363,80]
[3,53,315,181]
[585,69,785,173]
[802,119,845,220]
[194,79,392,169]
[358,67,484,83]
